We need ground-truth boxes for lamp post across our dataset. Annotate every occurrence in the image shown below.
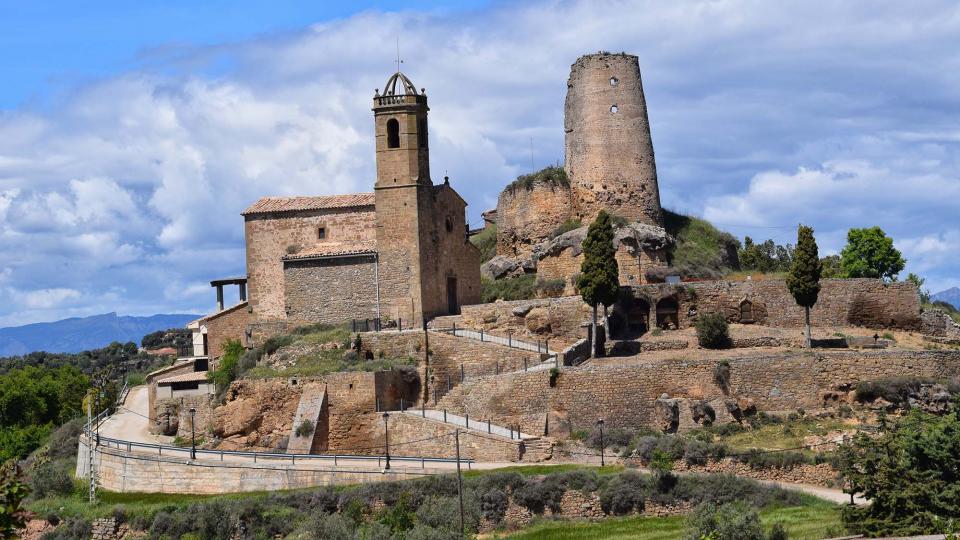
[597,418,605,467]
[189,407,197,460]
[383,411,391,470]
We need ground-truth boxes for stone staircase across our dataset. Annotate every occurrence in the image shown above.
[521,437,556,462]
[286,385,327,454]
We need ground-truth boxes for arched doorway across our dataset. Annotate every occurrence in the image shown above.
[627,299,651,338]
[656,297,679,330]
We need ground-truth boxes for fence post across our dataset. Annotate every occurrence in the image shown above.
[433,387,438,404]
[376,397,380,412]
[480,329,484,342]
[399,318,402,332]
[460,364,464,382]
[465,413,469,429]
[444,409,447,423]
[453,322,457,334]
[524,358,528,371]
[495,362,499,375]
[400,398,404,411]
[508,332,512,348]
[488,419,491,434]
[545,338,549,352]
[447,376,451,392]
[352,319,356,332]
[422,400,426,417]
[510,427,514,440]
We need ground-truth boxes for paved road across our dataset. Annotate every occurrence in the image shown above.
[98,386,172,445]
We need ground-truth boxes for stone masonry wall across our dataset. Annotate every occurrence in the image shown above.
[564,53,662,225]
[283,255,379,326]
[536,243,668,295]
[495,182,573,258]
[455,296,591,348]
[437,350,960,435]
[384,413,522,462]
[245,207,376,321]
[204,302,250,360]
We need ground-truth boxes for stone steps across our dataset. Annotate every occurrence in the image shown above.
[286,386,327,454]
[521,437,556,462]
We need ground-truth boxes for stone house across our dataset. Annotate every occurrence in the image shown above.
[195,70,480,359]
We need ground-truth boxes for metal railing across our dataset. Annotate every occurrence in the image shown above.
[400,407,532,441]
[433,325,557,357]
[84,433,474,469]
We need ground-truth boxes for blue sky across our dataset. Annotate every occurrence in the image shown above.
[0,0,957,326]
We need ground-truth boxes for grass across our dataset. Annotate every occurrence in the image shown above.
[704,417,848,452]
[504,166,570,195]
[471,224,498,263]
[26,485,234,522]
[464,464,625,478]
[481,275,538,303]
[502,502,842,540]
[662,209,740,279]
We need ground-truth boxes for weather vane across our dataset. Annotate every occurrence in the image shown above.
[395,37,403,73]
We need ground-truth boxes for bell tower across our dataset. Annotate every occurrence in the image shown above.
[372,71,434,326]
[373,72,430,187]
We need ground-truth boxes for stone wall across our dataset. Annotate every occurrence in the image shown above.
[437,350,960,435]
[495,182,573,258]
[564,53,662,225]
[454,296,591,348]
[245,206,376,321]
[78,437,443,494]
[384,413,523,462]
[921,308,960,339]
[283,255,379,325]
[203,302,250,359]
[618,278,922,332]
[536,243,668,295]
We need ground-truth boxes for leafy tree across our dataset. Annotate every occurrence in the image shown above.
[207,339,245,393]
[0,468,29,539]
[739,237,794,273]
[786,225,822,348]
[839,226,905,281]
[577,211,620,357]
[820,254,842,278]
[906,273,930,304]
[839,404,960,536]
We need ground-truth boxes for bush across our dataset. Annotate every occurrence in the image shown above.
[512,476,565,514]
[684,502,766,540]
[535,278,567,298]
[470,225,497,263]
[551,218,582,239]
[480,275,537,303]
[599,472,648,515]
[46,418,85,460]
[28,462,74,499]
[503,166,569,194]
[479,488,508,524]
[696,312,731,349]
[586,427,632,450]
[296,419,314,438]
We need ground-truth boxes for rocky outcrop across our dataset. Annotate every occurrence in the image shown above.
[481,255,527,280]
[614,222,674,254]
[213,379,301,451]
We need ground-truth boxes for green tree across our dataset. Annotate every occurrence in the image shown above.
[839,404,960,536]
[906,273,930,304]
[0,467,29,538]
[820,254,842,278]
[739,237,794,273]
[577,211,620,357]
[207,339,245,393]
[786,225,822,348]
[839,226,906,281]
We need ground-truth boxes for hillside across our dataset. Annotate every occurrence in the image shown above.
[933,287,960,310]
[662,209,741,278]
[0,312,199,356]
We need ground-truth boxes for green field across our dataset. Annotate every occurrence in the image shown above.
[502,503,842,540]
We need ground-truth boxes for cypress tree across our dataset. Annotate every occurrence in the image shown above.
[786,225,822,348]
[577,211,620,357]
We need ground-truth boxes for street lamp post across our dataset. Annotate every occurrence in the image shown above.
[597,418,605,467]
[189,407,197,460]
[383,412,391,470]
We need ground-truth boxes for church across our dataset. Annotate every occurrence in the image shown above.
[193,70,481,359]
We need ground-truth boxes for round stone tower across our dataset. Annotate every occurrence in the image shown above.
[564,53,662,226]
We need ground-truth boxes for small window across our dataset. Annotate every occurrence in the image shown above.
[610,105,619,113]
[610,77,619,86]
[417,117,428,148]
[445,216,453,232]
[386,118,400,148]
[317,227,327,239]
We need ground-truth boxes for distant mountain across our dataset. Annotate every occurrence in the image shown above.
[932,287,960,310]
[0,312,200,357]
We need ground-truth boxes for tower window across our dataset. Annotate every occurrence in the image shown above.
[317,227,327,239]
[386,118,400,149]
[417,117,428,148]
[610,105,619,113]
[610,77,619,86]
[445,216,453,232]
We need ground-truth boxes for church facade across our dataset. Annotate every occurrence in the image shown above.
[198,70,480,358]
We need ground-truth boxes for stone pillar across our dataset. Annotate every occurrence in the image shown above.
[238,282,247,302]
[216,285,224,311]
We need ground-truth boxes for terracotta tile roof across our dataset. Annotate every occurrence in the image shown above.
[157,371,211,385]
[242,193,375,216]
[283,242,377,260]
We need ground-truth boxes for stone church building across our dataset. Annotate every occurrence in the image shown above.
[196,70,480,358]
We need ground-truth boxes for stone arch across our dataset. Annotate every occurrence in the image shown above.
[386,118,400,149]
[739,298,755,324]
[656,297,679,330]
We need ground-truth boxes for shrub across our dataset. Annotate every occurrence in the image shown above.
[586,427,632,450]
[296,419,314,438]
[696,312,731,349]
[535,278,567,298]
[557,469,600,493]
[684,439,712,466]
[684,502,766,540]
[599,472,648,515]
[512,476,564,514]
[479,488,508,524]
[46,418,85,459]
[28,462,74,499]
[551,218,582,239]
[503,166,569,194]
[713,360,731,388]
[480,275,537,303]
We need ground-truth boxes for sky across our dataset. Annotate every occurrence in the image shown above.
[0,0,957,326]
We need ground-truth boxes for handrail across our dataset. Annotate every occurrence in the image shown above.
[84,433,475,466]
[433,326,558,358]
[117,382,130,406]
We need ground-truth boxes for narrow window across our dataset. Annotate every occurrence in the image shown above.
[317,227,327,239]
[417,117,428,148]
[386,118,400,149]
[610,105,619,113]
[610,77,619,86]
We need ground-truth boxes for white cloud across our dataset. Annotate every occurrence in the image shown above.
[7,287,81,309]
[0,0,958,325]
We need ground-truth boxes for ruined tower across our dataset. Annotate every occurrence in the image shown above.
[564,53,662,226]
